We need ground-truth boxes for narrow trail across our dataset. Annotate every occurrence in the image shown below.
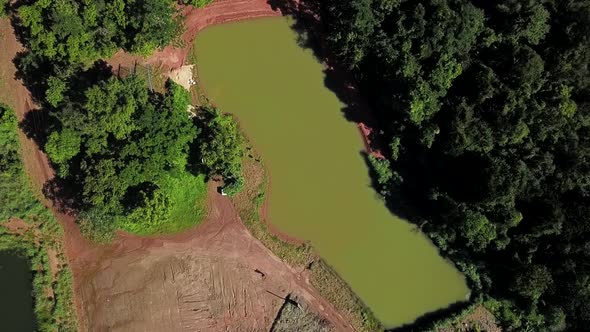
[0,2,358,330]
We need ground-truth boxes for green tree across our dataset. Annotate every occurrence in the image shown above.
[511,265,553,302]
[45,76,197,234]
[197,106,245,195]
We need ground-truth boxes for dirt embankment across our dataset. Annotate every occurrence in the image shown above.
[108,0,282,71]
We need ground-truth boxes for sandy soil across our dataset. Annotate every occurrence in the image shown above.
[169,65,195,90]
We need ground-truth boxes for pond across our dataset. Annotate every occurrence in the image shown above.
[195,17,469,327]
[0,251,35,331]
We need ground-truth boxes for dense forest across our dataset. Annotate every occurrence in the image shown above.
[323,0,589,330]
[8,0,245,239]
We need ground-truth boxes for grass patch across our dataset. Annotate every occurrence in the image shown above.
[80,171,208,242]
[120,172,207,235]
[0,104,77,331]
[232,153,382,332]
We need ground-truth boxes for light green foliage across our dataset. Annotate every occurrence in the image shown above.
[45,128,80,168]
[0,105,44,221]
[121,172,207,235]
[559,85,577,117]
[46,76,202,238]
[1,0,9,17]
[45,76,66,107]
[368,155,392,186]
[461,211,497,251]
[197,106,245,195]
[182,0,214,8]
[368,155,395,197]
[17,0,181,64]
[390,137,401,161]
[0,105,76,331]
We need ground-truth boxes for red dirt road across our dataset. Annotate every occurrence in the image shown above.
[109,0,282,70]
[74,183,355,332]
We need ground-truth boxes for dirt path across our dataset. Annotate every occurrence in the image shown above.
[108,0,282,71]
[0,7,356,331]
[74,182,355,332]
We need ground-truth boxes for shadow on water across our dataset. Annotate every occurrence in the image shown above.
[267,0,473,328]
[385,301,470,332]
[268,0,385,131]
[0,251,36,331]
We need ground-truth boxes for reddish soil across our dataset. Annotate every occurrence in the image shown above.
[2,218,34,235]
[74,182,354,332]
[108,0,282,71]
[1,8,356,331]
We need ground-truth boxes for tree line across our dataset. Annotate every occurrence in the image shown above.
[322,0,589,330]
[8,0,245,240]
[1,104,77,331]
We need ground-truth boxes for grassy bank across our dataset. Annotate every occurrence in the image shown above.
[232,153,382,332]
[0,104,77,331]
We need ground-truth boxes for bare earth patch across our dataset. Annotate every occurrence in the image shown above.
[107,0,282,72]
[169,65,195,90]
[72,182,353,331]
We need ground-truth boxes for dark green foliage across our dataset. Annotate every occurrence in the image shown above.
[196,106,245,195]
[324,0,590,330]
[45,76,204,238]
[17,0,181,64]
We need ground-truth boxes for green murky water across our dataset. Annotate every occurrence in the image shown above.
[195,17,469,327]
[0,252,35,331]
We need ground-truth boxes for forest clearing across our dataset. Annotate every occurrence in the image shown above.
[1,0,588,331]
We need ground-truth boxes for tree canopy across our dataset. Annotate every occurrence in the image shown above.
[44,75,203,238]
[17,0,182,64]
[324,0,590,330]
[196,106,245,195]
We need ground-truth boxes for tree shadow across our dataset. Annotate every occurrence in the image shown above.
[42,177,83,216]
[267,0,477,328]
[267,0,384,133]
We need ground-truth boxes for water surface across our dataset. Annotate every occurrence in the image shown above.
[195,17,469,327]
[0,251,35,331]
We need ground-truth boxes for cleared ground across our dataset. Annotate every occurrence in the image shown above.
[73,183,352,332]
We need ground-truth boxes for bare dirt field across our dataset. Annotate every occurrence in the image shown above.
[108,0,282,72]
[74,182,354,332]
